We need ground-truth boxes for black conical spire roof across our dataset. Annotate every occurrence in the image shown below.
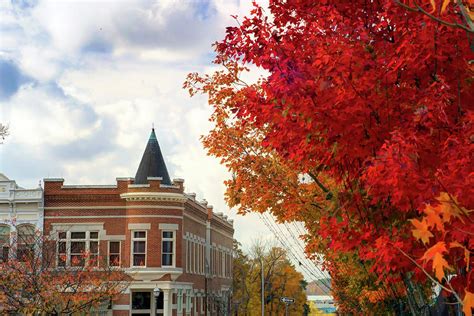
[134,128,172,185]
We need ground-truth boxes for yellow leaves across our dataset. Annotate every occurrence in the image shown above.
[410,218,433,244]
[464,291,474,316]
[421,242,450,281]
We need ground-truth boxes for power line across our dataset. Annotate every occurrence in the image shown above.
[263,213,331,289]
[258,213,331,293]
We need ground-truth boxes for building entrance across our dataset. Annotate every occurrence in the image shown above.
[131,291,151,315]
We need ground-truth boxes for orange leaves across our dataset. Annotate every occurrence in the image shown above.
[411,192,466,241]
[420,242,450,281]
[440,0,451,13]
[427,0,452,13]
[410,218,434,244]
[410,192,473,284]
[464,291,474,316]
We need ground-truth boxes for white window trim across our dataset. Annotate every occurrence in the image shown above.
[131,230,147,268]
[162,230,176,268]
[107,240,121,267]
[57,230,99,267]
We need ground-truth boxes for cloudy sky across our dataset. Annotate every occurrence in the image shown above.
[0,0,327,282]
[0,0,274,244]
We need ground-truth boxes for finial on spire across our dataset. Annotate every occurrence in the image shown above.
[152,122,155,130]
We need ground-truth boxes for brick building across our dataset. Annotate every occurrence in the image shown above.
[43,129,234,316]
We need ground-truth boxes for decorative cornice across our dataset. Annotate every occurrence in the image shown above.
[120,192,187,203]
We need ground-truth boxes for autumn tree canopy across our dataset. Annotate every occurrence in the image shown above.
[186,0,473,314]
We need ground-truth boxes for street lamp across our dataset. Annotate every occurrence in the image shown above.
[153,287,162,298]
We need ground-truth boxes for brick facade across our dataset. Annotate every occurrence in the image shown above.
[43,131,234,316]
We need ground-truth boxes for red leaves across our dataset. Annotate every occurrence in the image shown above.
[186,0,473,310]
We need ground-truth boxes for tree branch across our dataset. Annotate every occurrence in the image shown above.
[395,0,474,33]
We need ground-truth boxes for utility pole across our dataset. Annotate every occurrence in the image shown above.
[261,257,264,316]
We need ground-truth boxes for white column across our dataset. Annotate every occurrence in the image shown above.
[163,289,172,316]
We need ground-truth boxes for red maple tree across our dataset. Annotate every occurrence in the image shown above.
[186,0,473,313]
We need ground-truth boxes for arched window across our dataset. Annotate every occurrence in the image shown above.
[0,225,10,261]
[17,224,36,261]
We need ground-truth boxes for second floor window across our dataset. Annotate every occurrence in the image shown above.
[57,231,99,267]
[17,224,35,262]
[108,241,121,266]
[132,231,146,267]
[0,225,10,262]
[162,231,174,267]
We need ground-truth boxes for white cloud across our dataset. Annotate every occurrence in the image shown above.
[0,0,286,254]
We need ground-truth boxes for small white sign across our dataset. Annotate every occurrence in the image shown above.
[280,297,295,304]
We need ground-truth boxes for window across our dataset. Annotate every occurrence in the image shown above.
[162,231,174,267]
[200,244,204,275]
[57,231,99,267]
[186,239,190,273]
[132,231,146,267]
[131,291,151,310]
[0,225,10,261]
[193,242,197,274]
[189,241,194,273]
[108,241,121,266]
[17,224,35,261]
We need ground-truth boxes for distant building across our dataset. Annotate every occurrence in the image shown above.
[307,295,336,315]
[43,129,234,316]
[0,173,43,262]
[305,279,335,315]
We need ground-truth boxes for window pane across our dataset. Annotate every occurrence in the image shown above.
[0,234,9,245]
[89,254,99,266]
[109,254,120,266]
[162,254,173,266]
[109,241,120,253]
[71,255,85,266]
[162,241,173,253]
[58,253,66,267]
[134,241,145,253]
[1,246,9,261]
[58,241,66,254]
[133,254,146,266]
[71,232,86,239]
[90,232,99,239]
[71,241,85,253]
[134,231,146,238]
[132,292,151,309]
[163,231,173,238]
[90,241,99,254]
[0,226,9,235]
[58,232,66,239]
